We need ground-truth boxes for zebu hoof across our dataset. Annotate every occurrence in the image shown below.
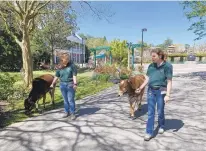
[131,116,136,120]
[25,110,31,115]
[129,114,136,120]
[38,109,43,114]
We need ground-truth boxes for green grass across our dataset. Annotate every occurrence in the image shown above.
[0,70,113,128]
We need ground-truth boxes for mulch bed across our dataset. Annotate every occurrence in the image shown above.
[0,101,10,128]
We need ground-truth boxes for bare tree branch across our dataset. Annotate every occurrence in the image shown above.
[24,1,28,13]
[6,2,23,20]
[80,1,102,20]
[29,18,35,33]
[15,1,25,15]
[79,1,112,23]
[28,1,50,19]
[17,21,23,32]
[27,1,37,15]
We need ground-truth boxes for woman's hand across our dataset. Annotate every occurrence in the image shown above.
[73,84,77,91]
[135,88,141,94]
[164,95,170,103]
[50,83,54,88]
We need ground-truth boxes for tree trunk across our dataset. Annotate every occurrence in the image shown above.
[50,35,54,69]
[21,29,33,88]
[51,45,54,68]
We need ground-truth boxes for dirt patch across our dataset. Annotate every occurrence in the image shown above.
[0,101,10,128]
[0,101,9,112]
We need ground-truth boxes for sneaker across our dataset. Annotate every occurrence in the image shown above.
[158,128,164,134]
[70,114,76,120]
[144,134,153,141]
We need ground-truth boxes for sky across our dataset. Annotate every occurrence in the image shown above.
[72,1,206,46]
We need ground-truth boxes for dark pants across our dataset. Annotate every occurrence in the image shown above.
[146,87,165,136]
[60,82,75,114]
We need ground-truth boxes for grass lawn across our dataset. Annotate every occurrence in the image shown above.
[0,69,113,128]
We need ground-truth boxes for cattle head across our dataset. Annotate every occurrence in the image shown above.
[118,79,129,96]
[24,97,36,115]
[118,75,145,97]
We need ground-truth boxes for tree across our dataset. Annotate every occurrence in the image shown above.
[0,29,22,71]
[31,1,77,68]
[156,38,173,50]
[185,44,190,52]
[182,1,206,40]
[0,1,49,87]
[87,37,109,49]
[110,39,128,66]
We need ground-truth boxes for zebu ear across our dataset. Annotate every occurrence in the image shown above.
[128,78,132,84]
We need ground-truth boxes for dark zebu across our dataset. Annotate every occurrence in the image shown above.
[24,74,56,114]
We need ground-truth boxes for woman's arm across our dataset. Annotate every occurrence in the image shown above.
[139,75,149,90]
[73,75,77,85]
[50,76,58,88]
[166,79,172,97]
[135,75,149,93]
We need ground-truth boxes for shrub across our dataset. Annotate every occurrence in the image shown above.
[137,65,144,73]
[92,73,110,82]
[120,74,129,80]
[168,53,187,57]
[0,73,16,100]
[196,53,206,57]
[119,67,132,77]
[93,64,132,81]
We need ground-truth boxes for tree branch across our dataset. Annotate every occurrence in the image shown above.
[15,1,25,15]
[27,1,37,15]
[6,2,23,20]
[29,18,35,33]
[24,1,28,13]
[80,1,102,20]
[28,1,50,19]
[80,1,112,23]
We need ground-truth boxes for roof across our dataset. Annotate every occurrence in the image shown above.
[66,33,86,44]
[90,46,111,52]
[168,45,176,48]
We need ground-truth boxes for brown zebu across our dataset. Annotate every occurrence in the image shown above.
[24,74,56,114]
[118,74,146,119]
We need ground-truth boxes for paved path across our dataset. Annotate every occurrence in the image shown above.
[0,70,206,151]
[143,63,206,75]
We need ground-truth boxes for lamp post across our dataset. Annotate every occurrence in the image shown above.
[141,28,147,66]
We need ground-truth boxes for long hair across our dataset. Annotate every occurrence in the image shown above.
[151,48,167,61]
[57,53,70,69]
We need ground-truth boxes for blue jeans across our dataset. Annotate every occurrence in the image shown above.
[60,82,75,114]
[146,87,165,136]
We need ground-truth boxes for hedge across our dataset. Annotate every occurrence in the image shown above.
[168,53,206,57]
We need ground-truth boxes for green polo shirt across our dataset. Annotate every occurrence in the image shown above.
[146,61,173,87]
[55,63,77,83]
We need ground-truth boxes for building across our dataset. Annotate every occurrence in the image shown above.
[167,45,176,54]
[54,32,86,65]
[66,33,86,64]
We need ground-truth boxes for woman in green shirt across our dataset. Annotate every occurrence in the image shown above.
[51,54,77,120]
[137,48,173,141]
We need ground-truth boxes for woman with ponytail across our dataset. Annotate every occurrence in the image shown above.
[137,48,173,141]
